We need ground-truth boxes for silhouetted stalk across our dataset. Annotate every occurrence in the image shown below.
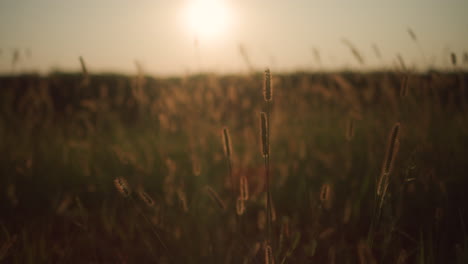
[114,178,170,259]
[262,69,273,247]
[222,127,235,199]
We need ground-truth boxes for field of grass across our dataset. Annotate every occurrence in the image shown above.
[0,70,467,263]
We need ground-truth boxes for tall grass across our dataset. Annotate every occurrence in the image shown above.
[0,70,467,263]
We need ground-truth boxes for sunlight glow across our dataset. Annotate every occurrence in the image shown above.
[184,0,232,39]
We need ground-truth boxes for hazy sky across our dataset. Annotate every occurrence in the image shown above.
[1,0,467,75]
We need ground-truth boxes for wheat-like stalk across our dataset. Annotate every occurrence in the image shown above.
[114,177,131,197]
[138,189,155,207]
[260,111,273,241]
[264,242,274,264]
[312,47,322,67]
[222,127,232,158]
[260,112,269,157]
[407,28,417,42]
[341,39,365,65]
[240,175,249,201]
[320,183,331,202]
[377,122,401,208]
[260,67,274,251]
[205,186,226,210]
[222,126,235,200]
[451,52,457,66]
[177,188,189,212]
[260,68,274,256]
[79,56,87,75]
[114,180,168,254]
[407,27,427,65]
[236,196,245,215]
[79,56,89,85]
[396,54,406,71]
[238,44,255,72]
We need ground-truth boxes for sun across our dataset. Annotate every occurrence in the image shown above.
[184,0,232,39]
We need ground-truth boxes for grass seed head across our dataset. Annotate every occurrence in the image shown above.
[114,177,131,197]
[222,127,232,158]
[377,122,401,197]
[236,196,245,215]
[138,189,155,207]
[320,183,331,202]
[264,242,274,264]
[451,52,457,66]
[407,28,417,42]
[240,175,249,201]
[79,56,89,85]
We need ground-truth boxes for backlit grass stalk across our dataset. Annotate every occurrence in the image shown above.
[341,39,365,65]
[264,243,274,264]
[205,186,226,211]
[260,112,272,242]
[114,178,169,253]
[79,56,89,86]
[138,189,155,207]
[407,28,427,66]
[262,68,273,246]
[236,196,245,215]
[222,127,235,198]
[240,175,249,201]
[377,123,401,210]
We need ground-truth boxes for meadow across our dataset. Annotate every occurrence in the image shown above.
[0,68,467,263]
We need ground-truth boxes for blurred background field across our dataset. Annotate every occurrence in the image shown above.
[2,0,468,262]
[0,70,467,263]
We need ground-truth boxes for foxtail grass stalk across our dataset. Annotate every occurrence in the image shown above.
[79,56,89,86]
[377,122,401,208]
[370,123,401,246]
[260,112,271,242]
[79,56,88,77]
[264,243,274,264]
[262,68,273,246]
[113,178,169,254]
[222,127,235,198]
[407,28,427,66]
[240,176,249,201]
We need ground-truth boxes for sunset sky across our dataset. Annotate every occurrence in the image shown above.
[1,0,467,75]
